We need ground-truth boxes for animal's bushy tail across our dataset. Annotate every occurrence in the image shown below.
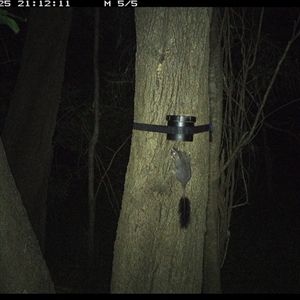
[178,197,191,228]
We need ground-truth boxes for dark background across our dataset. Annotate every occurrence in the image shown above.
[1,7,300,293]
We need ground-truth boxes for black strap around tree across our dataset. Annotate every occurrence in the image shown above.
[133,122,211,135]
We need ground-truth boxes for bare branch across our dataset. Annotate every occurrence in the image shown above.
[220,18,300,175]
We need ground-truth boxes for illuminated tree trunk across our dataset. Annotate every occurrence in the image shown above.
[203,8,223,293]
[111,7,212,293]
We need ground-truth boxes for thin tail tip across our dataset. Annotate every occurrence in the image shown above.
[178,197,191,228]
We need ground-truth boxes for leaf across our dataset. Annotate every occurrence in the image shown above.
[0,9,20,34]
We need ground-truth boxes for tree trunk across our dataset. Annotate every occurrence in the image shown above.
[1,8,72,252]
[111,7,212,293]
[202,8,223,293]
[262,124,274,199]
[0,137,55,293]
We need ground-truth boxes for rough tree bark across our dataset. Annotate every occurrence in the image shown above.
[1,8,72,252]
[0,137,55,293]
[202,8,224,293]
[111,8,212,293]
